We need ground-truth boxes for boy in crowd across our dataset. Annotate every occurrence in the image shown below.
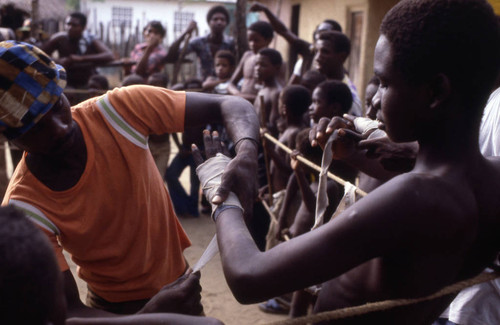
[193,0,500,324]
[227,21,274,102]
[202,50,235,94]
[254,48,284,136]
[314,31,362,116]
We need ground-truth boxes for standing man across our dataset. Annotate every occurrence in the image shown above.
[167,5,235,80]
[0,41,258,320]
[41,12,113,89]
[313,31,362,116]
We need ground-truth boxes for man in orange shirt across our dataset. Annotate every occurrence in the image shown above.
[0,41,258,320]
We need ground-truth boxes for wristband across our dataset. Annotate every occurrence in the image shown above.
[213,205,243,222]
[196,153,243,220]
[234,137,259,150]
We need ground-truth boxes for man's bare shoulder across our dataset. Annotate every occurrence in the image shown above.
[349,172,476,236]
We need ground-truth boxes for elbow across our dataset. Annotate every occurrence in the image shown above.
[223,264,267,304]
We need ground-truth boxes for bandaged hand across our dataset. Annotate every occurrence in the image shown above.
[195,153,243,219]
[192,131,244,220]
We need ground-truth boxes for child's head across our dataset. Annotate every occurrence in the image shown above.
[313,19,342,41]
[214,50,235,79]
[143,20,166,39]
[309,80,352,123]
[365,75,380,120]
[121,73,147,86]
[87,74,109,98]
[255,48,282,83]
[279,85,312,122]
[247,21,274,53]
[295,128,323,167]
[314,31,351,77]
[0,206,66,325]
[300,70,327,93]
[147,72,169,88]
[379,0,500,122]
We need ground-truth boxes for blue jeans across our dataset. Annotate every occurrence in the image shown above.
[165,152,199,217]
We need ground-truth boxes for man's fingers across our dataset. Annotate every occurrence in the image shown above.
[192,144,204,166]
[339,128,364,142]
[213,186,229,205]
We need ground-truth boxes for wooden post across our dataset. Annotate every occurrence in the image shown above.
[31,0,39,39]
[235,0,249,62]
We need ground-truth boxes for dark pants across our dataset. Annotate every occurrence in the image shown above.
[86,287,149,314]
[165,152,200,217]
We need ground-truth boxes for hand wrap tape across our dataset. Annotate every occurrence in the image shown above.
[195,153,243,220]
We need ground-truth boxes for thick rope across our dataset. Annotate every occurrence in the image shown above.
[265,271,500,325]
[262,132,367,197]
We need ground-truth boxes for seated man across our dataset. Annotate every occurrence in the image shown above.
[41,12,113,89]
[192,0,500,324]
[0,41,258,319]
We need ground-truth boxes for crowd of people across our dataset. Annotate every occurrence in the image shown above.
[0,0,499,324]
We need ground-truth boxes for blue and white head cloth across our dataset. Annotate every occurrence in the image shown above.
[0,41,66,139]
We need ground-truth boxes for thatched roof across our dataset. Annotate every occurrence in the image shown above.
[0,0,68,21]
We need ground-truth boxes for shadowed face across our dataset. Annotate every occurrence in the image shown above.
[209,12,228,34]
[65,16,84,40]
[254,54,278,82]
[215,57,232,79]
[309,87,341,123]
[247,30,270,53]
[11,94,76,155]
[314,39,344,77]
[374,35,429,142]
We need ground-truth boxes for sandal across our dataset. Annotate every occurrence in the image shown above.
[258,298,290,315]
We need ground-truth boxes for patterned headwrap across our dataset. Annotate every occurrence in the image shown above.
[0,41,66,139]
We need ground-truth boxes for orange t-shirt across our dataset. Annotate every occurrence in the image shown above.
[3,85,191,302]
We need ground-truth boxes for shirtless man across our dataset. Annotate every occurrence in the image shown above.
[227,21,274,103]
[193,1,500,323]
[41,12,113,89]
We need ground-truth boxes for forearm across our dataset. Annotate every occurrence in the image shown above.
[277,175,298,228]
[294,169,315,213]
[134,47,154,77]
[164,32,191,63]
[67,314,222,325]
[219,97,259,150]
[216,208,266,303]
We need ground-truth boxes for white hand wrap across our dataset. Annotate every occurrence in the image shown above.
[353,117,387,139]
[195,153,243,220]
[353,117,380,134]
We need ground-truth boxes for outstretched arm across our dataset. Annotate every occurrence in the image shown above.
[250,2,311,56]
[185,93,259,219]
[67,314,223,325]
[163,21,197,63]
[192,133,436,304]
